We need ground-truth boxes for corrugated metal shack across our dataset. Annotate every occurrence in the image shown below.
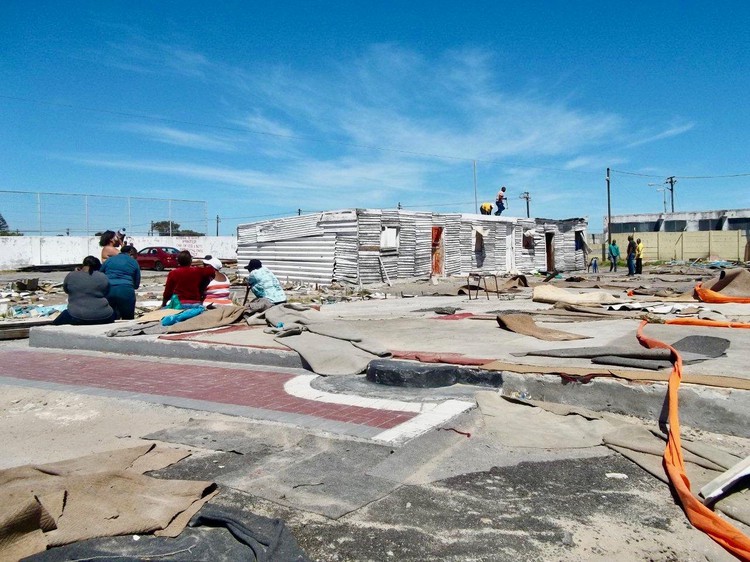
[237,209,587,285]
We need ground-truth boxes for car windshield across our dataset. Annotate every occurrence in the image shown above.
[164,248,179,254]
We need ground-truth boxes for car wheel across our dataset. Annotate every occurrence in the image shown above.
[154,261,164,271]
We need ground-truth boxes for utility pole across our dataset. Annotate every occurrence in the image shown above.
[519,191,531,218]
[665,176,676,212]
[215,215,221,236]
[606,168,612,244]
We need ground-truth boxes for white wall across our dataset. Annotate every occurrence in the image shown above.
[0,236,237,270]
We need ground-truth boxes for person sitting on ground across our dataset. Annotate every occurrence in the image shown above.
[99,230,120,262]
[479,202,493,215]
[53,256,117,326]
[161,250,215,307]
[245,259,286,305]
[100,244,141,319]
[202,255,233,306]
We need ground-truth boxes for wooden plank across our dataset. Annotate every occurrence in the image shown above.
[699,455,750,504]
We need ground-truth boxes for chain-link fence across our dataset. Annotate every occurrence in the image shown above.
[0,190,208,236]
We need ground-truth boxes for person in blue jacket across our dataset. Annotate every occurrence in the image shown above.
[100,245,141,319]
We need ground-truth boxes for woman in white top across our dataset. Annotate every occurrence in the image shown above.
[202,256,233,305]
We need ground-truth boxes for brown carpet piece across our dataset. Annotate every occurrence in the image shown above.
[479,360,750,390]
[603,426,750,528]
[476,391,620,448]
[0,445,215,560]
[496,313,591,341]
[532,285,625,305]
[702,268,750,297]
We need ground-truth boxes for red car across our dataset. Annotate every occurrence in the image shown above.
[135,246,180,271]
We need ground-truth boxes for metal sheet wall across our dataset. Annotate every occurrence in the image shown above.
[237,210,588,284]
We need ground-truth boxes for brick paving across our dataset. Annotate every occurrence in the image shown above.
[0,350,417,431]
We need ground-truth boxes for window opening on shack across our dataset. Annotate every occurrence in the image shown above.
[380,226,400,249]
[575,230,586,251]
[522,230,535,250]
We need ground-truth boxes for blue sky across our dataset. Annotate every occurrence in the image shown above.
[2,1,749,235]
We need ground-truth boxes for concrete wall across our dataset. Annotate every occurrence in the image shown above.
[0,236,237,270]
[601,231,750,262]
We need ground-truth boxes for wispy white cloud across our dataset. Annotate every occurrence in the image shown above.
[98,40,211,79]
[626,122,695,148]
[120,124,238,152]
[77,39,697,219]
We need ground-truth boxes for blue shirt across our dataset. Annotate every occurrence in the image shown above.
[100,253,141,289]
[248,266,286,303]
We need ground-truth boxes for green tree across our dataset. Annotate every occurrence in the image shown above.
[0,212,21,236]
[150,220,204,236]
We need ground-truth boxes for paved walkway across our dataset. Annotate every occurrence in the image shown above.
[0,350,472,444]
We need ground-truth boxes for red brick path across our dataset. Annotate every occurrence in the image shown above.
[0,350,416,429]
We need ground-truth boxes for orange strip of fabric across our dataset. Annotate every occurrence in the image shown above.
[665,318,750,329]
[635,320,750,560]
[695,284,750,304]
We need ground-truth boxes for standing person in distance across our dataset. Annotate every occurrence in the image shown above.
[635,238,644,275]
[494,186,507,216]
[626,236,637,276]
[608,239,620,272]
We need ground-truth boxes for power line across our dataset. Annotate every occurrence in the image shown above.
[612,168,750,180]
[610,169,663,178]
[675,173,750,180]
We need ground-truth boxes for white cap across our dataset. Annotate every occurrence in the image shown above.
[203,257,222,270]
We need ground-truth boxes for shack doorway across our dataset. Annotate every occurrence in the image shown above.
[545,232,555,271]
[431,226,444,276]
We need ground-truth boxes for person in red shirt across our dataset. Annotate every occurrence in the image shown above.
[161,250,215,306]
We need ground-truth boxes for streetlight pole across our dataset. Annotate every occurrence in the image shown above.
[648,183,667,213]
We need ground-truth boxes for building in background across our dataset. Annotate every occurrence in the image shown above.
[606,208,750,235]
[603,208,750,262]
